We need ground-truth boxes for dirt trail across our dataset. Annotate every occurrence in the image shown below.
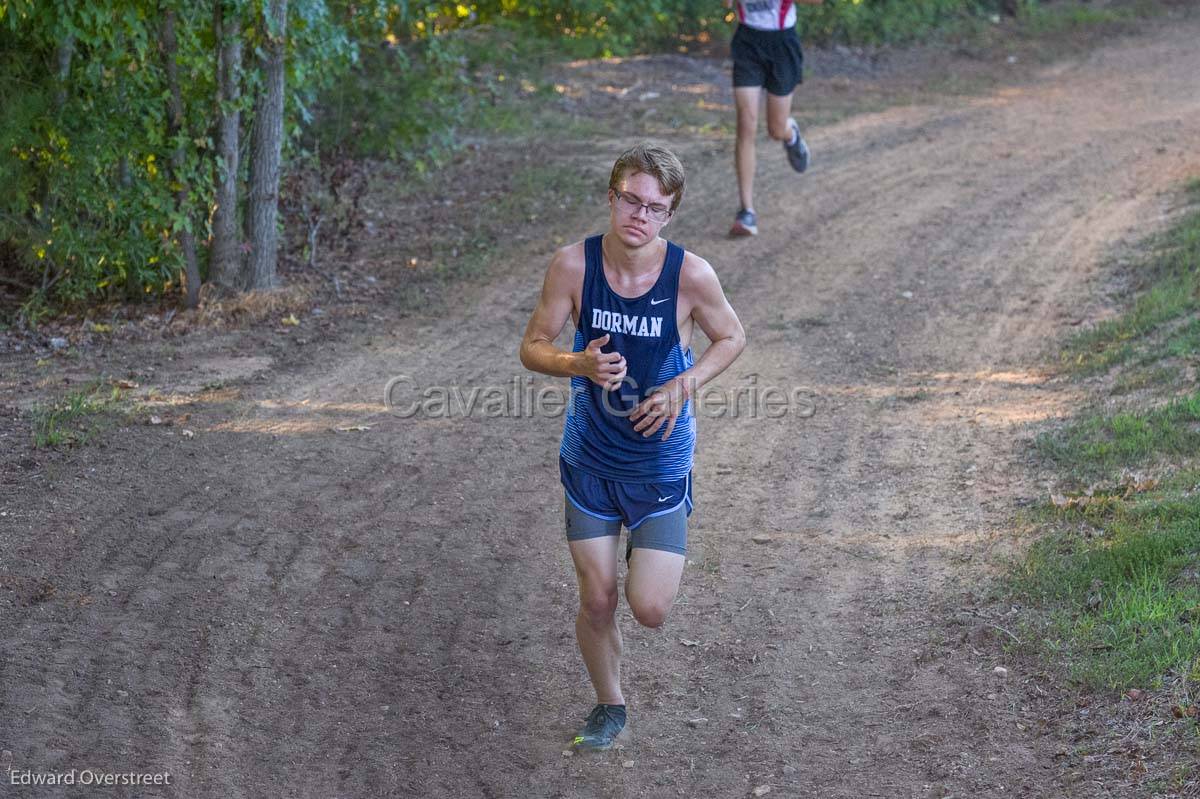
[4,16,1200,799]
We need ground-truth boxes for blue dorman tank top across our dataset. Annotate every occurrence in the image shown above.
[560,234,696,482]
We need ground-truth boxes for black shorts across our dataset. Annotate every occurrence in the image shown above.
[731,24,804,97]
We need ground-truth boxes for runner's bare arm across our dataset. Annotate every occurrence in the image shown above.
[630,255,745,439]
[678,256,746,392]
[519,246,628,388]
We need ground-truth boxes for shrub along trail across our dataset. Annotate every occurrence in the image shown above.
[3,14,1200,799]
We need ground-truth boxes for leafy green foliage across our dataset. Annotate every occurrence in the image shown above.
[799,0,992,45]
[0,2,194,305]
[0,0,360,313]
[374,1,1027,53]
[381,1,722,56]
[313,33,473,167]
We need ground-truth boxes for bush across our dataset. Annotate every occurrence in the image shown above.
[798,0,1000,46]
[0,14,200,307]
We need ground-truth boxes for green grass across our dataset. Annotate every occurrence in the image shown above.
[1010,484,1200,690]
[1013,178,1200,695]
[1035,392,1200,482]
[476,100,604,140]
[1163,316,1200,359]
[1064,181,1200,374]
[1019,2,1139,35]
[30,381,121,448]
[1065,278,1197,374]
[1110,364,1180,395]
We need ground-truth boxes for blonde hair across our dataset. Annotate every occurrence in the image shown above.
[608,142,685,212]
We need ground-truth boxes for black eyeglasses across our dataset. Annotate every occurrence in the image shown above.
[611,190,673,223]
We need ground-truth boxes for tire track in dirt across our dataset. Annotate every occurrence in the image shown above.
[1,430,508,796]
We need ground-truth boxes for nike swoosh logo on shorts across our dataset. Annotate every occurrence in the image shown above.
[650,298,669,305]
[657,495,671,502]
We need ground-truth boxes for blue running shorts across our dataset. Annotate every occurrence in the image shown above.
[560,458,692,556]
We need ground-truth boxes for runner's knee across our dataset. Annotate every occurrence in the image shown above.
[628,594,671,629]
[736,106,759,133]
[579,584,618,625]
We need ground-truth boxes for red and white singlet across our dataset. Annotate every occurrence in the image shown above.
[735,0,796,31]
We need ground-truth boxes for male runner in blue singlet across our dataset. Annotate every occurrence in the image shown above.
[726,0,822,237]
[520,143,746,751]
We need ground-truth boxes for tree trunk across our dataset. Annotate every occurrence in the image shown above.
[244,0,287,290]
[53,34,74,112]
[31,34,73,229]
[160,6,202,309]
[210,0,244,291]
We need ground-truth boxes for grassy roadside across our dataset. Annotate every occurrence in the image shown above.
[1007,178,1200,728]
[1061,180,1200,378]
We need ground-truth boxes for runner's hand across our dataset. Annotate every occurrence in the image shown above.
[577,334,627,390]
[631,377,688,441]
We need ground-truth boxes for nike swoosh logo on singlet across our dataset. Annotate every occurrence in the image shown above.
[650,297,669,305]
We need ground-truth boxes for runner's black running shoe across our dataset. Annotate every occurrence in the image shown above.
[784,118,810,173]
[572,704,627,751]
[729,208,758,237]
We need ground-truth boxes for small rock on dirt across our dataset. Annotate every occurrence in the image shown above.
[753,786,772,797]
[751,533,772,544]
[993,666,1008,678]
[687,717,708,728]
